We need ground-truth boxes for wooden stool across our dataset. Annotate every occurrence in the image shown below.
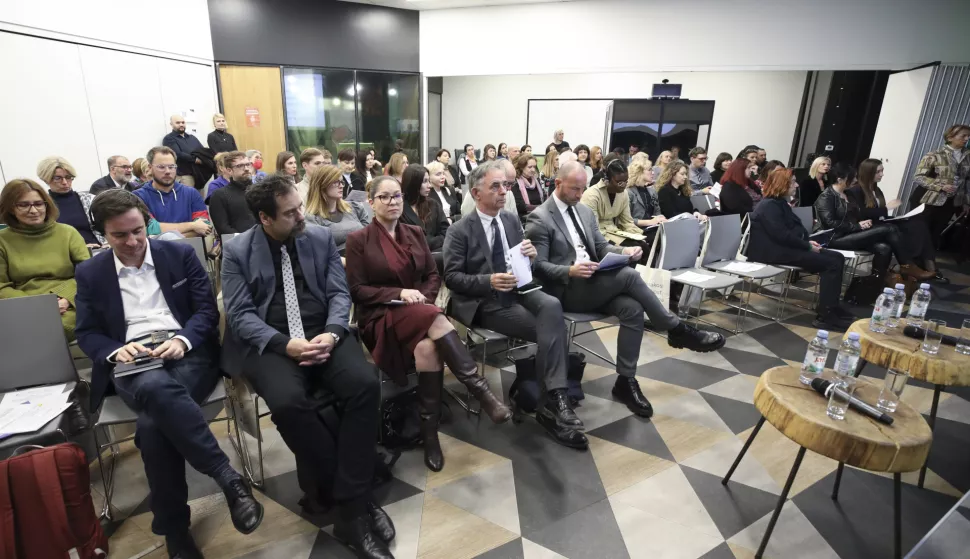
[722,366,932,559]
[846,319,970,487]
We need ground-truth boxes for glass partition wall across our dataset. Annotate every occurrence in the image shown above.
[282,67,420,165]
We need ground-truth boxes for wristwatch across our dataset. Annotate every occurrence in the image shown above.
[330,333,341,347]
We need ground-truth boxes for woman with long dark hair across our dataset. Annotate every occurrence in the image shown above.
[512,154,545,217]
[458,144,478,185]
[815,163,934,281]
[354,148,378,183]
[400,164,449,251]
[482,144,498,162]
[710,152,733,185]
[848,158,942,281]
[275,151,298,183]
[497,143,508,159]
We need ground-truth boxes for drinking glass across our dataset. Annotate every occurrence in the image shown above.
[957,319,970,355]
[922,319,945,355]
[827,377,857,421]
[876,368,909,413]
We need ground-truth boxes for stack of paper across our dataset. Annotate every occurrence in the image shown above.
[831,249,857,259]
[509,242,534,287]
[668,213,694,222]
[721,261,764,274]
[596,252,631,272]
[0,384,71,440]
[675,271,715,283]
[884,204,924,222]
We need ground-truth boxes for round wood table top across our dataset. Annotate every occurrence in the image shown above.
[754,366,932,473]
[846,319,970,387]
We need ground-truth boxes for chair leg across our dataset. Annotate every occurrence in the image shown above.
[756,446,807,559]
[918,384,943,488]
[831,462,844,500]
[894,472,902,559]
[723,416,765,485]
[93,425,116,521]
[852,358,868,379]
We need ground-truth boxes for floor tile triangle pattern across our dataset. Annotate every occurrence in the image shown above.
[98,257,970,558]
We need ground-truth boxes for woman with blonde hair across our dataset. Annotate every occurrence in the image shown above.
[0,178,90,340]
[798,155,831,207]
[540,149,559,194]
[385,152,409,182]
[305,165,371,254]
[656,161,707,221]
[589,146,604,173]
[36,156,105,247]
[425,161,461,223]
[131,157,152,188]
[627,158,665,228]
[651,150,674,179]
[207,112,237,153]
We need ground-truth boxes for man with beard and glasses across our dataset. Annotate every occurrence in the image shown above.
[209,151,257,234]
[90,155,135,195]
[220,176,393,559]
[133,146,212,238]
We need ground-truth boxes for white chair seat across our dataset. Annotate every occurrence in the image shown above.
[671,268,743,290]
[704,260,787,280]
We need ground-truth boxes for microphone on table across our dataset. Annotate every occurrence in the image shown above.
[902,325,959,347]
[810,378,894,425]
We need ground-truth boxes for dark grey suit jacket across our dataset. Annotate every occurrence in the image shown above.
[525,195,622,298]
[219,224,351,377]
[443,209,524,325]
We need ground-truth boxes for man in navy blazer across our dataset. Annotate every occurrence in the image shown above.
[75,190,262,559]
[221,176,393,559]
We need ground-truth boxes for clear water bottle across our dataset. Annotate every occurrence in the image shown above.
[870,288,894,333]
[887,283,906,329]
[834,332,862,378]
[906,283,932,327]
[799,330,829,385]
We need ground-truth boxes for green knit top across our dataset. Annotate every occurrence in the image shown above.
[0,221,90,306]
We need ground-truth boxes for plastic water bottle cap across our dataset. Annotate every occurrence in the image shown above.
[817,330,829,338]
[848,332,860,341]
[895,283,905,289]
[920,283,930,289]
[883,287,895,294]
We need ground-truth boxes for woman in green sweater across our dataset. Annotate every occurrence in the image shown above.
[0,179,90,340]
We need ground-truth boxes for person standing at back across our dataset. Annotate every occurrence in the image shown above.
[913,124,970,249]
[163,115,204,188]
[207,113,237,154]
[90,155,135,195]
[551,129,570,152]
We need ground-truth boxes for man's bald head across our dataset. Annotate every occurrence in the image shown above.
[498,158,515,180]
[507,145,520,162]
[170,114,186,134]
[555,161,587,205]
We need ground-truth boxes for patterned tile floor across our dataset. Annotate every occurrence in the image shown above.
[97,258,970,558]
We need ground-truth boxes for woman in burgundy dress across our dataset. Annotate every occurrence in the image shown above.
[345,176,510,472]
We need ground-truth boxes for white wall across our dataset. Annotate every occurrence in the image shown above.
[441,71,806,164]
[0,0,213,62]
[869,67,935,202]
[421,0,970,76]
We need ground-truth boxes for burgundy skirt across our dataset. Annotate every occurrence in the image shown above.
[360,303,442,385]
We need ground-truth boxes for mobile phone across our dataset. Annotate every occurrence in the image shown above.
[132,351,153,364]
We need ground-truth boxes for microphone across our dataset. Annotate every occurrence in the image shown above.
[902,325,959,347]
[810,378,894,425]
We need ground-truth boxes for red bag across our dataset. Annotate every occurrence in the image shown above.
[0,444,108,559]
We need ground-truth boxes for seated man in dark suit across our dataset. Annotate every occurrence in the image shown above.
[75,190,262,559]
[90,155,135,195]
[220,176,393,559]
[526,162,725,417]
[444,162,586,449]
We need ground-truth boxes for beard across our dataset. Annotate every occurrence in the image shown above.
[155,174,175,187]
[234,176,253,187]
[289,220,307,239]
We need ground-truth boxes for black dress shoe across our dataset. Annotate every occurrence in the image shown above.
[667,322,725,352]
[224,478,264,535]
[166,532,204,559]
[536,409,589,449]
[367,501,396,543]
[545,389,584,430]
[932,271,949,284]
[612,377,653,418]
[333,514,395,559]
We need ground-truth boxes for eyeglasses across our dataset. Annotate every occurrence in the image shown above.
[51,175,74,183]
[231,162,253,170]
[153,164,177,172]
[111,165,133,170]
[14,201,46,211]
[374,193,404,204]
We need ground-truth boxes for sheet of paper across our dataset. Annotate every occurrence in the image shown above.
[0,391,72,439]
[710,183,722,198]
[0,383,68,413]
[596,252,631,272]
[509,242,534,287]
[810,228,833,238]
[675,271,715,283]
[831,249,857,259]
[386,300,406,306]
[721,261,764,274]
[884,203,924,221]
[667,212,695,222]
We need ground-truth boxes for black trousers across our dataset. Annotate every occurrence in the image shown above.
[242,333,380,504]
[828,224,912,274]
[777,249,846,310]
[923,198,957,250]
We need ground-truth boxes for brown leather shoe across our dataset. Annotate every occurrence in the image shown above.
[434,331,511,424]
[899,264,935,281]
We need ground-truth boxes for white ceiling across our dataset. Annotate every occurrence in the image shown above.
[339,0,579,10]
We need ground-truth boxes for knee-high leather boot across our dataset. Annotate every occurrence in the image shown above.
[418,370,445,472]
[434,331,511,424]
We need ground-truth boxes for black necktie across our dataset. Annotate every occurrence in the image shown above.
[490,219,514,307]
[566,206,593,258]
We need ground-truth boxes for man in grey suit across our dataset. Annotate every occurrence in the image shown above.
[221,176,394,559]
[526,162,725,417]
[444,162,587,449]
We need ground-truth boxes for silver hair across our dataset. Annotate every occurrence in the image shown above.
[468,160,506,192]
[246,149,261,158]
[106,155,126,168]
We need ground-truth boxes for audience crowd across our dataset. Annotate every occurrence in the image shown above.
[2,116,968,559]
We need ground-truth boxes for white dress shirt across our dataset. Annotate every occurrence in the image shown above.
[435,188,452,218]
[477,210,512,273]
[113,245,191,349]
[552,193,591,263]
